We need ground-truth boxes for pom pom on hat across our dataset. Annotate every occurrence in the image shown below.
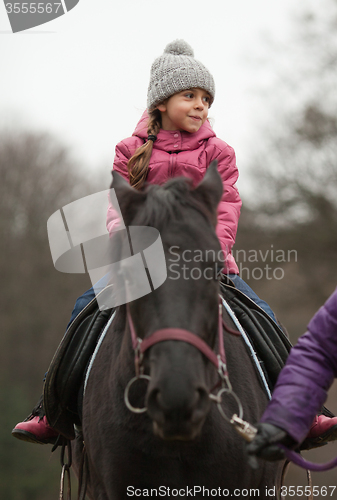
[164,39,194,57]
[147,39,215,111]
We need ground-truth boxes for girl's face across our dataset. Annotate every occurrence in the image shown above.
[157,88,211,133]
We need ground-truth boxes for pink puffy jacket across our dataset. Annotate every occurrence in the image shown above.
[107,111,241,274]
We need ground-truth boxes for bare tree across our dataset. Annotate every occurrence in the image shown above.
[232,0,337,348]
[0,128,102,499]
[246,0,337,225]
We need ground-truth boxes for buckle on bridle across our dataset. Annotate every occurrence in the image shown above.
[134,337,144,377]
[217,356,232,390]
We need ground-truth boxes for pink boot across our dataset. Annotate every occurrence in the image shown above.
[12,415,59,444]
[308,415,337,440]
[301,415,337,450]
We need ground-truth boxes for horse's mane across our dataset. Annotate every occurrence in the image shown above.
[134,177,212,230]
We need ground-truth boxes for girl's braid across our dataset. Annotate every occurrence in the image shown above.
[127,109,161,190]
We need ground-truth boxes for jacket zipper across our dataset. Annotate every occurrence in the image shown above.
[169,152,177,177]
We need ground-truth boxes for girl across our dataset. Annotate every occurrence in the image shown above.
[12,40,337,445]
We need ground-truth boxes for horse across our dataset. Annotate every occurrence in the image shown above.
[72,161,285,499]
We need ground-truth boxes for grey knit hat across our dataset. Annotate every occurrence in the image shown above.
[147,40,215,111]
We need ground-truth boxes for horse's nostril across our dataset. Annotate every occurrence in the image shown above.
[192,388,210,422]
[197,387,209,406]
[147,387,158,406]
[147,388,166,424]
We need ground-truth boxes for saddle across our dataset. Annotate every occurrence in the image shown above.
[42,280,295,440]
[44,286,114,440]
[219,276,292,391]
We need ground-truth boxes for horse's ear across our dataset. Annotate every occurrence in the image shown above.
[194,161,223,214]
[110,171,146,225]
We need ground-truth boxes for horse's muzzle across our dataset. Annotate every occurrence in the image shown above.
[152,420,205,441]
[146,386,210,441]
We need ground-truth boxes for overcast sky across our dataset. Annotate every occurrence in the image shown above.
[1,0,309,194]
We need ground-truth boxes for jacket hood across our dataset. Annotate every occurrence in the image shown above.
[132,110,216,152]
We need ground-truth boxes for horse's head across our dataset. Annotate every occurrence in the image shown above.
[112,161,224,440]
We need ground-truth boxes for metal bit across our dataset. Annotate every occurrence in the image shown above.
[230,414,258,442]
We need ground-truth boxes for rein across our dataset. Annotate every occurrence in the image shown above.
[279,446,337,472]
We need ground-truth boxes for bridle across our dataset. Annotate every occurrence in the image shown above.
[124,297,244,423]
[129,299,226,375]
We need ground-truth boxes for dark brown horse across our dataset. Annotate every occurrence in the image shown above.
[73,162,285,499]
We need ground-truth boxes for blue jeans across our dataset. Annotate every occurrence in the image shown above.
[227,274,277,324]
[66,274,110,330]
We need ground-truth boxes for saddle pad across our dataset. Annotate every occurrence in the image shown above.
[221,296,272,399]
[83,310,116,396]
[44,286,114,440]
[219,279,293,391]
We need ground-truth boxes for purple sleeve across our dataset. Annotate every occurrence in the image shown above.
[261,288,337,444]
